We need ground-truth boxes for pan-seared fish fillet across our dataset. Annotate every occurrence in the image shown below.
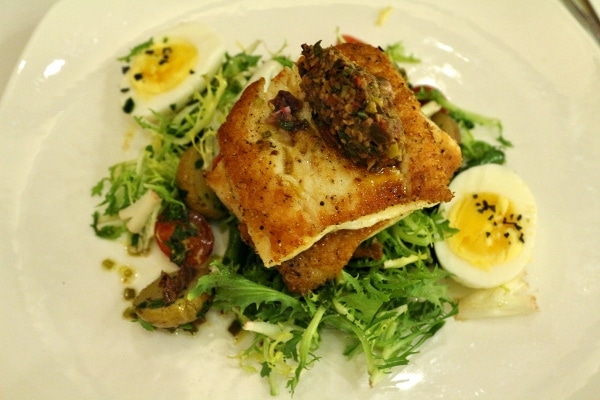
[275,220,390,294]
[207,42,461,292]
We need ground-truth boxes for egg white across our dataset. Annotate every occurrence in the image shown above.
[119,22,225,118]
[434,164,537,288]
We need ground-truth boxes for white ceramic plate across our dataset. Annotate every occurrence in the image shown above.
[2,0,600,398]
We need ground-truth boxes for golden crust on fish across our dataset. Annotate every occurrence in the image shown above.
[206,43,461,270]
[275,220,390,294]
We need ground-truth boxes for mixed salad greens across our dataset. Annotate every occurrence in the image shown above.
[91,36,509,395]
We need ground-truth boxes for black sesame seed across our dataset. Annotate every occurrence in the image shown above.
[122,97,135,114]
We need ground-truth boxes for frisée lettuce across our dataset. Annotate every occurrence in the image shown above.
[91,46,272,254]
[90,35,511,395]
[189,210,457,394]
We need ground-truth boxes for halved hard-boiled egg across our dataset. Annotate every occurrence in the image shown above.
[119,22,225,118]
[434,164,537,288]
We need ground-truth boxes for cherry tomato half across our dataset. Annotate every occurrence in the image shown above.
[155,209,214,268]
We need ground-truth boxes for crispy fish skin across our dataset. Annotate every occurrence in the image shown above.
[206,42,461,292]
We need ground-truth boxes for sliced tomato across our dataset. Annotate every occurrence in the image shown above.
[155,209,214,268]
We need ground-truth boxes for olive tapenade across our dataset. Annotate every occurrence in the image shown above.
[266,90,309,132]
[297,41,405,171]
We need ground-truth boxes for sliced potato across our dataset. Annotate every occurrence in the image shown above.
[133,270,211,329]
[176,146,227,219]
[431,110,461,145]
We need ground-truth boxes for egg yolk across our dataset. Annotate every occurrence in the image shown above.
[129,39,198,98]
[446,192,526,270]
